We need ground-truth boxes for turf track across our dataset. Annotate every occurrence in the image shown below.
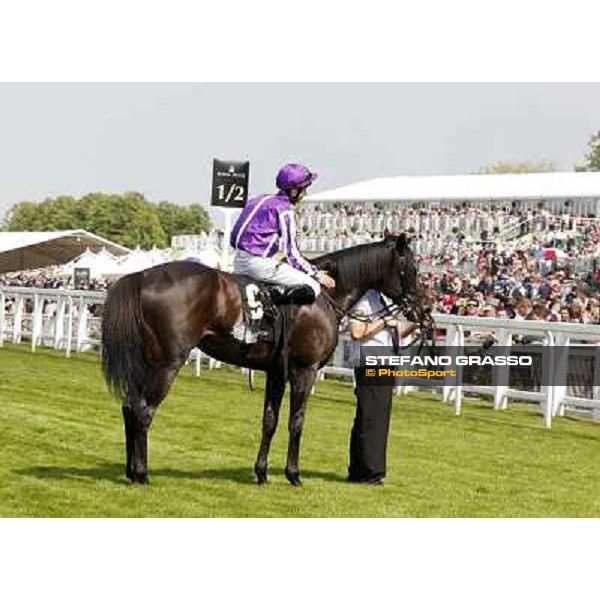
[1,344,600,517]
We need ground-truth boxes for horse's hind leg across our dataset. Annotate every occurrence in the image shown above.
[122,398,136,481]
[285,365,318,486]
[127,399,155,484]
[254,360,286,485]
[125,360,183,484]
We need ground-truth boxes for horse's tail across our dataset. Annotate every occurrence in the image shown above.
[101,272,149,401]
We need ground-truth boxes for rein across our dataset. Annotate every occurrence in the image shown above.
[321,290,436,352]
[320,290,402,323]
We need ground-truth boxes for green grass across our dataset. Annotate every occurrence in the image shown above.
[2,344,600,517]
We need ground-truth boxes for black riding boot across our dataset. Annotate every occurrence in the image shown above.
[284,284,316,305]
[269,284,315,306]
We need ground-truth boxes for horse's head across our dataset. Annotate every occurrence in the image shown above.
[315,233,431,322]
[379,233,432,323]
[379,233,419,302]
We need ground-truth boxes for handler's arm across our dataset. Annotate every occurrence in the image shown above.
[349,316,396,341]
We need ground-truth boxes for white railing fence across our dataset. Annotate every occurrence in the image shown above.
[321,316,600,429]
[3,286,600,428]
[435,315,600,428]
[0,286,106,356]
[0,286,231,371]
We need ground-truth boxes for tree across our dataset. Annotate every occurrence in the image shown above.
[80,192,168,249]
[477,160,556,174]
[157,202,211,241]
[4,201,48,231]
[156,202,186,241]
[576,130,600,171]
[185,204,211,234]
[1,191,211,249]
[45,195,80,230]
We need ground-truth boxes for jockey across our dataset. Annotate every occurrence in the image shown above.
[230,163,336,305]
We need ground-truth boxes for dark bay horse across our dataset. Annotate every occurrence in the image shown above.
[101,233,427,485]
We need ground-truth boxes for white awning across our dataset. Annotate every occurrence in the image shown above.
[306,172,600,204]
[0,229,130,274]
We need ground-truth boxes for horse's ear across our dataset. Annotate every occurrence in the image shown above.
[396,232,409,252]
[383,230,396,246]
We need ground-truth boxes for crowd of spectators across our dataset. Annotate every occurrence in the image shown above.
[0,267,109,291]
[413,217,600,324]
[425,266,600,324]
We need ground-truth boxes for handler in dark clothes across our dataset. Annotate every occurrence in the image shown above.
[347,289,419,485]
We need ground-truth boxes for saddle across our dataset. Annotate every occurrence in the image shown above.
[232,281,315,345]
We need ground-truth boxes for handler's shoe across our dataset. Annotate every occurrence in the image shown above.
[347,472,385,485]
[347,476,384,486]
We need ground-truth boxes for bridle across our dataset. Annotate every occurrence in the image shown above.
[320,251,435,350]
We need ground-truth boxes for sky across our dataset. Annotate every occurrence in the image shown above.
[1,83,600,227]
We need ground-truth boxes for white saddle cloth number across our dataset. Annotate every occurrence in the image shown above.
[246,283,264,320]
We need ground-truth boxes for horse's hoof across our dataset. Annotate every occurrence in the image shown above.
[285,469,302,487]
[255,466,268,485]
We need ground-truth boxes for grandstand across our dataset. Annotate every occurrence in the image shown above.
[300,171,600,254]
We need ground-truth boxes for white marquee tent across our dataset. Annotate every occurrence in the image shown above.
[60,247,123,278]
[116,246,172,275]
[181,246,221,269]
[0,229,131,274]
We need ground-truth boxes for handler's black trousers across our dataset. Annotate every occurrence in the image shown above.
[349,368,394,482]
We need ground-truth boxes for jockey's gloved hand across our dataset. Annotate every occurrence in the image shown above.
[315,270,336,289]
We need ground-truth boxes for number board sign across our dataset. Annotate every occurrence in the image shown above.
[74,267,91,290]
[211,159,250,208]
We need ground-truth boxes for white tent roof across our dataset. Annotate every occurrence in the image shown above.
[144,246,171,265]
[306,172,600,204]
[67,247,123,277]
[183,246,220,269]
[0,229,130,274]
[116,247,172,275]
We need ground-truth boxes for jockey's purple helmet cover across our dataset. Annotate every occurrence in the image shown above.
[276,163,318,191]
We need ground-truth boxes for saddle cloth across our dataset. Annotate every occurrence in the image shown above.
[232,280,282,345]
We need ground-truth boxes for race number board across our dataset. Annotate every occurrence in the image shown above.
[211,159,250,208]
[74,267,90,290]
